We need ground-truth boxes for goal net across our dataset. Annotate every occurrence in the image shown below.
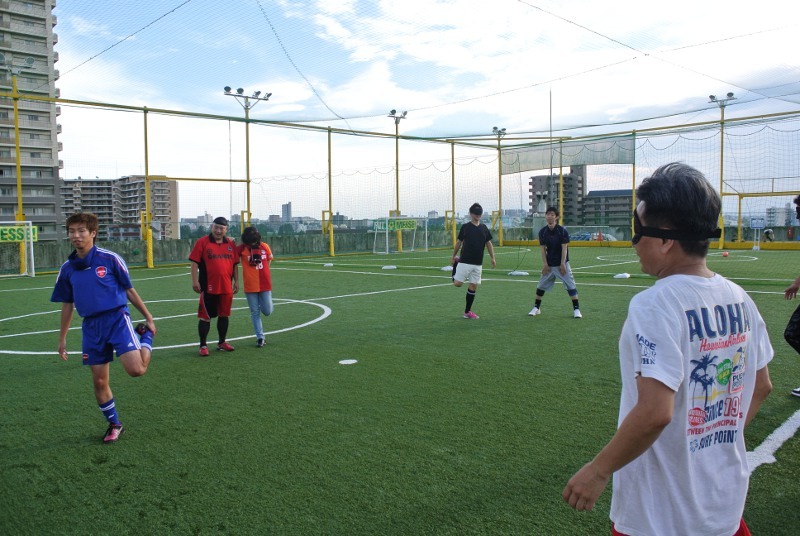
[0,221,36,277]
[372,217,428,254]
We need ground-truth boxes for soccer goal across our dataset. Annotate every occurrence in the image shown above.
[0,221,36,277]
[372,217,428,254]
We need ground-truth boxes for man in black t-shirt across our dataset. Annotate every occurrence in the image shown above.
[529,206,582,318]
[451,203,496,319]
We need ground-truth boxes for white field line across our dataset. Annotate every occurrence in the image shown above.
[747,409,800,474]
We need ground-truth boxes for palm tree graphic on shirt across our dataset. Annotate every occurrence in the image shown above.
[690,353,718,410]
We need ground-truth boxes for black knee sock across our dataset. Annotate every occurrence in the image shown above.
[218,316,229,343]
[198,320,210,347]
[466,289,476,313]
[572,299,580,310]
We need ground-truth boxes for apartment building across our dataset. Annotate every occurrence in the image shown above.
[583,189,634,227]
[527,165,586,225]
[0,0,60,239]
[61,175,180,240]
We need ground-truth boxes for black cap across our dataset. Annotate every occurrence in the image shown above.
[213,217,229,227]
[469,203,483,216]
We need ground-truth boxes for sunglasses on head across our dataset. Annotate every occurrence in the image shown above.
[631,210,721,245]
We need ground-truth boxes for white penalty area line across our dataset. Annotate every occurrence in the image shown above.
[0,270,190,293]
[747,408,800,474]
[0,299,331,353]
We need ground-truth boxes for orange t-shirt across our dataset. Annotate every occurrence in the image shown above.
[236,242,273,293]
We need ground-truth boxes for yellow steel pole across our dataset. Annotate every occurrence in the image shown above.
[143,107,154,268]
[328,127,335,256]
[631,130,637,238]
[451,141,456,246]
[718,104,726,249]
[497,136,504,245]
[245,99,252,225]
[395,120,402,252]
[11,75,25,274]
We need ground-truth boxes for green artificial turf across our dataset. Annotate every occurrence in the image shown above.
[1,246,798,534]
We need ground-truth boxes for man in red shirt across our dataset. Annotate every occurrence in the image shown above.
[189,217,240,356]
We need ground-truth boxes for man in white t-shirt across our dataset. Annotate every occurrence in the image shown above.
[562,163,773,536]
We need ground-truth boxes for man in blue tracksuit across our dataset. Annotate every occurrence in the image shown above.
[51,212,156,443]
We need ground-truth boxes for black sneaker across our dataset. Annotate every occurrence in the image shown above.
[103,423,124,443]
[135,323,147,336]
[257,339,265,348]
[451,257,459,281]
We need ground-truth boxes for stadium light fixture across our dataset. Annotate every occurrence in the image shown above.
[388,109,407,125]
[223,86,274,224]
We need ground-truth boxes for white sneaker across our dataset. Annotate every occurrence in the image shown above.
[792,387,800,398]
[528,307,541,316]
[573,309,582,319]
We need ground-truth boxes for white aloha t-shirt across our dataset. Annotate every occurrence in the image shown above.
[611,273,773,536]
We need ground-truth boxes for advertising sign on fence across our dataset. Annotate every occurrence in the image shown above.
[0,225,38,242]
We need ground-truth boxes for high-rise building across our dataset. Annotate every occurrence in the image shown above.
[0,0,60,239]
[281,201,292,222]
[527,165,586,225]
[61,175,180,240]
[583,189,633,227]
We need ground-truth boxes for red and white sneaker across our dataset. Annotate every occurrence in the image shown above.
[217,342,235,352]
[463,311,480,319]
[198,346,209,357]
[103,423,124,443]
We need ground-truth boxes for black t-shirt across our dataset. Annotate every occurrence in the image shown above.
[538,224,570,266]
[458,222,493,265]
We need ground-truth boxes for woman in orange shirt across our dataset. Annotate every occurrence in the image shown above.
[237,226,274,347]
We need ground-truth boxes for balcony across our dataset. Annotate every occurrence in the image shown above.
[53,51,58,63]
[10,22,47,38]
[6,1,46,16]
[52,15,57,27]
[52,33,57,45]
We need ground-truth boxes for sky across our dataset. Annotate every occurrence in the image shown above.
[51,0,800,219]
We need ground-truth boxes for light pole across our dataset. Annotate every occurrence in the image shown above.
[388,109,407,251]
[493,126,506,244]
[224,86,272,224]
[709,92,736,248]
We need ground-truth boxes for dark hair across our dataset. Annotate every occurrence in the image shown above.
[545,206,559,217]
[636,162,720,257]
[213,216,229,227]
[793,195,800,206]
[241,226,261,247]
[469,203,483,216]
[65,212,98,233]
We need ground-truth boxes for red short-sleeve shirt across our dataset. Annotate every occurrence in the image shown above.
[189,235,239,294]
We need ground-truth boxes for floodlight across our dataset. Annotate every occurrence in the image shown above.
[401,111,407,117]
[265,93,272,98]
[253,91,261,98]
[224,86,231,93]
[237,88,244,95]
[389,109,396,115]
[727,92,734,98]
[709,95,716,101]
